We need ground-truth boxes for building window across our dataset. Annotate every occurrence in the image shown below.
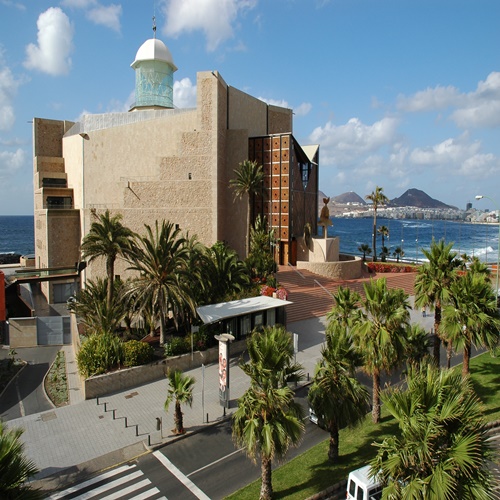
[300,162,311,188]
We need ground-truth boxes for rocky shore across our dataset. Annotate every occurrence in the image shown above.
[0,253,21,265]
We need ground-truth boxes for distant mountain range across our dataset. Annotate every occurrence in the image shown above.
[320,188,457,210]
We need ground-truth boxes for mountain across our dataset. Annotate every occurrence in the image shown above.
[332,191,366,205]
[390,188,457,209]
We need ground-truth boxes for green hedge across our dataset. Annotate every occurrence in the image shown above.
[123,340,154,367]
[77,332,124,378]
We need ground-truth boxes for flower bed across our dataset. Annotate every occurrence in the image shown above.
[367,262,418,273]
[260,284,289,300]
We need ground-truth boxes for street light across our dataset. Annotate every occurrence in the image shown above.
[475,195,500,299]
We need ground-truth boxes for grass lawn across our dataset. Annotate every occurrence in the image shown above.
[226,350,500,500]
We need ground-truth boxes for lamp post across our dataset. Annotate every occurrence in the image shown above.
[475,195,500,299]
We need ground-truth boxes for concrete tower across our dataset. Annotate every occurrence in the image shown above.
[130,22,177,111]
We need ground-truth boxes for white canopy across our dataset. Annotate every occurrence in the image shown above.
[196,296,293,325]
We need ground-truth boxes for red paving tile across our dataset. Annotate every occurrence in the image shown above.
[277,265,417,324]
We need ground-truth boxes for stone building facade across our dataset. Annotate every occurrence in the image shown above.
[33,37,319,303]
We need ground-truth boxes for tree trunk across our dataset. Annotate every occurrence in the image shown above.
[160,312,166,346]
[462,340,471,377]
[174,401,184,434]
[106,256,115,311]
[247,198,252,258]
[433,304,442,366]
[260,456,273,500]
[446,340,452,369]
[372,214,377,262]
[328,421,339,462]
[372,371,381,423]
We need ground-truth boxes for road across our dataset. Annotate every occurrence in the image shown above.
[49,386,329,499]
[0,345,60,421]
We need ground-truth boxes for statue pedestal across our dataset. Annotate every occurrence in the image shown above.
[309,237,339,262]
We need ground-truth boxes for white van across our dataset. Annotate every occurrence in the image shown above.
[346,465,383,500]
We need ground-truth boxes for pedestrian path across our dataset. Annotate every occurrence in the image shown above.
[47,463,166,500]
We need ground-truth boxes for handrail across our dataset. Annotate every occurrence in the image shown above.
[287,262,305,279]
[314,279,334,301]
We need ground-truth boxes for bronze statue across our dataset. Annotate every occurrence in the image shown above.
[318,197,332,238]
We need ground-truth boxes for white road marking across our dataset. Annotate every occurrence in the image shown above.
[71,470,144,499]
[187,448,243,477]
[16,377,25,417]
[153,451,211,500]
[98,478,151,499]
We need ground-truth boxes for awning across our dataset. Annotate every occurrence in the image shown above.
[196,296,293,325]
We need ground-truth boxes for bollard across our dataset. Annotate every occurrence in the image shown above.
[206,413,209,423]
[96,397,99,405]
[103,402,107,412]
[112,409,116,420]
[148,434,151,447]
[135,424,139,437]
[156,417,162,431]
[307,373,310,381]
[124,417,128,428]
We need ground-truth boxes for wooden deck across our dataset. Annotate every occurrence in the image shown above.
[276,265,417,324]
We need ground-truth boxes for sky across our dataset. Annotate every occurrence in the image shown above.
[0,0,499,215]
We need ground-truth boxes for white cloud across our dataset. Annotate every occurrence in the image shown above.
[397,72,500,129]
[61,0,95,7]
[0,58,22,131]
[0,148,25,179]
[1,0,26,10]
[174,77,197,108]
[258,97,290,108]
[24,7,74,76]
[163,0,257,52]
[86,4,122,32]
[294,102,312,116]
[397,85,461,112]
[309,116,399,166]
[409,134,480,166]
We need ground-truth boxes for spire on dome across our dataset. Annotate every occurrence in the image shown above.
[152,15,156,39]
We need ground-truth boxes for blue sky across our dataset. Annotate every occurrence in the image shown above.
[1,0,499,215]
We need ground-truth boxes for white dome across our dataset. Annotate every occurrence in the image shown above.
[131,38,177,71]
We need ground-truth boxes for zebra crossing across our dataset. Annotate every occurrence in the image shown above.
[48,463,166,500]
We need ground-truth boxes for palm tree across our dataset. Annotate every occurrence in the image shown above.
[358,243,372,261]
[233,326,304,499]
[377,225,389,261]
[326,285,362,330]
[241,325,304,389]
[81,209,135,311]
[126,221,195,345]
[0,420,43,499]
[365,186,389,262]
[392,246,404,262]
[414,239,459,366]
[371,365,495,499]
[308,329,370,462]
[246,215,277,282]
[68,278,126,335]
[441,272,500,376]
[353,279,410,423]
[164,370,195,435]
[229,160,264,257]
[403,323,432,370]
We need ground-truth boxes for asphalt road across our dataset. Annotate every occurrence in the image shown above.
[50,386,330,499]
[0,345,60,421]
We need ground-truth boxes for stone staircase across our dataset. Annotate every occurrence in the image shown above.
[277,264,417,324]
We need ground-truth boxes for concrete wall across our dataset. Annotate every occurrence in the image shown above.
[83,338,247,399]
[9,318,37,348]
[296,255,363,280]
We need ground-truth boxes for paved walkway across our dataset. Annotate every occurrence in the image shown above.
[8,269,436,492]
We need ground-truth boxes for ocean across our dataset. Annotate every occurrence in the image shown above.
[0,216,35,255]
[0,215,498,264]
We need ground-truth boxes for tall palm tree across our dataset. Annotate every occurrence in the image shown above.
[233,326,304,499]
[357,243,371,262]
[414,239,459,366]
[326,285,362,330]
[442,272,500,376]
[81,209,135,311]
[229,160,264,257]
[365,186,389,262]
[353,279,410,423]
[126,221,195,345]
[371,365,495,499]
[0,420,43,499]
[164,370,195,435]
[308,329,369,462]
[377,225,389,261]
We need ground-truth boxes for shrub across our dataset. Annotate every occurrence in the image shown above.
[367,262,417,273]
[123,340,154,367]
[164,330,211,357]
[77,332,124,378]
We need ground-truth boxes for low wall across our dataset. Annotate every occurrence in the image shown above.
[9,317,37,348]
[296,254,363,280]
[83,338,248,399]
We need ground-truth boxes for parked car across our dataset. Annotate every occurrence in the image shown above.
[346,465,382,500]
[308,407,325,429]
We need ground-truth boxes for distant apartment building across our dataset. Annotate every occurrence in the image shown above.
[33,35,319,303]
